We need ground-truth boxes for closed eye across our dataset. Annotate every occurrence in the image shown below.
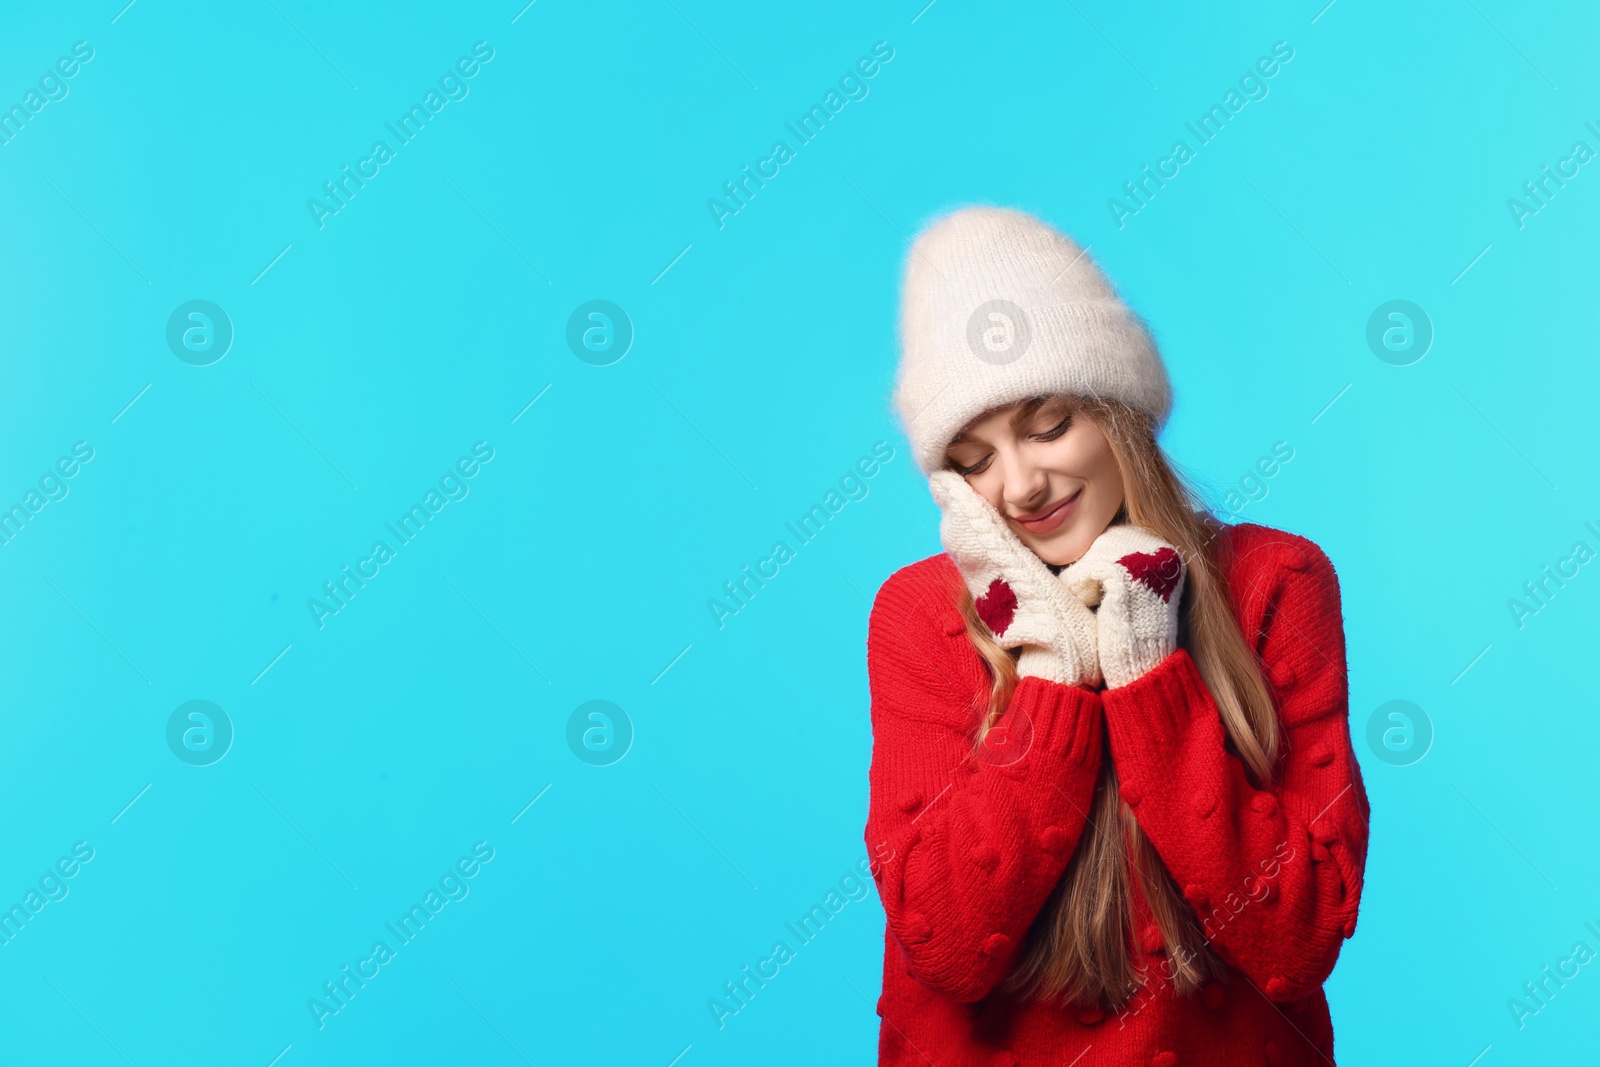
[950,453,992,477]
[1033,414,1072,441]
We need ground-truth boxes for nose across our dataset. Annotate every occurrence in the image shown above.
[997,447,1050,514]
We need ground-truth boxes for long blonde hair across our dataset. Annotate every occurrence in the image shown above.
[954,395,1281,1010]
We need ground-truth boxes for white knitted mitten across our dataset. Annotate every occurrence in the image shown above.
[1060,524,1186,689]
[929,471,1101,688]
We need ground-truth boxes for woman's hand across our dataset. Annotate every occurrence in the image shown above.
[929,470,1100,688]
[1060,524,1186,689]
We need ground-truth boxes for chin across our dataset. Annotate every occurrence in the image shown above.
[1026,514,1113,567]
[1029,534,1087,568]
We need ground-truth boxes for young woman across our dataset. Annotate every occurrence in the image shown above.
[865,207,1371,1065]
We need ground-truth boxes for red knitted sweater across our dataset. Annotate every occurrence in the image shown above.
[863,522,1370,1066]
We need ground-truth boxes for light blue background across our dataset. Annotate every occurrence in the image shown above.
[1,0,1596,1063]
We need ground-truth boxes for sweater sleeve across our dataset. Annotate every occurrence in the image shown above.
[864,563,1106,1004]
[1098,536,1371,1003]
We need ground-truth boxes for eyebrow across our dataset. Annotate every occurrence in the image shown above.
[948,395,1053,446]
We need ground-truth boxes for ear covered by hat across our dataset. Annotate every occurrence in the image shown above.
[892,205,1173,475]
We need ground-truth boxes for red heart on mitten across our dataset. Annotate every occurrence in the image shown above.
[1118,548,1182,602]
[975,578,1017,636]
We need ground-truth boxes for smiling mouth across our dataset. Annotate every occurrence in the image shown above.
[1012,487,1082,531]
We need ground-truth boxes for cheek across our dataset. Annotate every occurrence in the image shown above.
[1096,453,1125,507]
[968,472,1007,511]
[1039,437,1123,529]
[1080,436,1124,503]
[1039,433,1120,491]
[1074,489,1122,546]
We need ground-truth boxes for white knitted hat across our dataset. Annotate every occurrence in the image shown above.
[893,206,1173,475]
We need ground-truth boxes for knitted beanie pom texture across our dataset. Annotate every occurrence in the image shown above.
[893,205,1174,475]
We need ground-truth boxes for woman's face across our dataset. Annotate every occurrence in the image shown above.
[944,395,1125,567]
